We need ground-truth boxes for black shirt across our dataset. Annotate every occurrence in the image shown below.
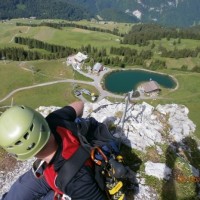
[45,106,106,200]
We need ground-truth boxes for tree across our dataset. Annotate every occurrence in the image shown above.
[151,42,155,49]
[191,65,200,73]
[181,65,188,71]
[120,63,125,68]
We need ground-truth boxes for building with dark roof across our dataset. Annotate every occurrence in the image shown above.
[142,80,160,93]
[93,62,104,73]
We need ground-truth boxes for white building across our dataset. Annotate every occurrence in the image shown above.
[74,52,88,63]
[66,52,88,70]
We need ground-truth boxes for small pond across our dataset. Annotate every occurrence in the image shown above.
[104,69,177,94]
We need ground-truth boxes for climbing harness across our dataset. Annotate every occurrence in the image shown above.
[90,143,132,200]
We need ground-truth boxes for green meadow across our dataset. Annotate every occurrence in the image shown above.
[0,19,200,135]
[1,19,200,199]
[1,82,98,108]
[0,58,94,108]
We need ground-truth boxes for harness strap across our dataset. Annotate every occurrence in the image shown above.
[55,145,90,192]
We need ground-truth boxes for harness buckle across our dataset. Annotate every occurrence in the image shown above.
[32,159,45,178]
[61,194,71,200]
[54,193,71,200]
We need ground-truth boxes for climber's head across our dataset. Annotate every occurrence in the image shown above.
[0,105,50,161]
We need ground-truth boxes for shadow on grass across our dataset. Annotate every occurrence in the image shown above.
[161,136,200,200]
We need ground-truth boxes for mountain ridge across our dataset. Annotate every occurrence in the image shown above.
[1,0,200,27]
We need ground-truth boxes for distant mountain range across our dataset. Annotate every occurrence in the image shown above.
[1,0,200,27]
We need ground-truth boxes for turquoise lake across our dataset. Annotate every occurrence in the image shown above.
[104,70,177,94]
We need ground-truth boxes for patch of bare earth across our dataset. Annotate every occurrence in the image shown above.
[0,151,17,172]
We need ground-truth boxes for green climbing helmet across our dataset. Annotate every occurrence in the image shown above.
[0,105,50,161]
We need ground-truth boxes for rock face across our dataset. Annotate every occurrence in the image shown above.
[144,161,172,180]
[0,158,35,198]
[0,99,197,199]
[83,99,196,151]
[156,104,196,141]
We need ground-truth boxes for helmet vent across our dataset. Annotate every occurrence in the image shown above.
[24,132,29,140]
[7,146,13,149]
[15,141,22,145]
[30,123,34,131]
[27,143,35,151]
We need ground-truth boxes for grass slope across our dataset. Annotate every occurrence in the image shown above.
[0,19,200,199]
[0,19,200,132]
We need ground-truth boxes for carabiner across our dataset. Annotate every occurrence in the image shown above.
[91,146,108,165]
